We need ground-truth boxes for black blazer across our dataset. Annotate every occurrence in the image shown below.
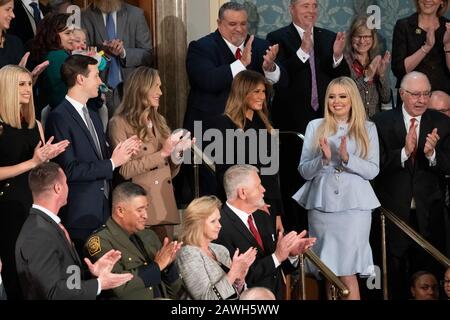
[391,13,450,93]
[183,30,288,133]
[8,1,47,49]
[372,108,450,256]
[215,204,295,299]
[15,207,98,300]
[267,24,350,134]
[45,99,113,231]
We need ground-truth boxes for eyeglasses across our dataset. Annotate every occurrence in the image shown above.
[352,35,373,41]
[403,89,432,99]
[441,279,450,286]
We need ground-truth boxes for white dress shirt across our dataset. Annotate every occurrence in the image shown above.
[222,37,280,83]
[292,23,343,67]
[21,0,43,34]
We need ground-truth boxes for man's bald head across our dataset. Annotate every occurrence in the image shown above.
[429,90,450,117]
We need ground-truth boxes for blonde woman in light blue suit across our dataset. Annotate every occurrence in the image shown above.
[293,76,380,300]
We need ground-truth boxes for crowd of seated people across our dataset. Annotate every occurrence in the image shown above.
[0,0,450,301]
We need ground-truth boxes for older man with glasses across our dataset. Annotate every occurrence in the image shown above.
[372,71,450,299]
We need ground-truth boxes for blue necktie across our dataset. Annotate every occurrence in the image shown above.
[106,13,121,89]
[29,2,42,27]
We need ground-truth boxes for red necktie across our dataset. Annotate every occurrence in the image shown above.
[59,223,72,244]
[247,214,264,251]
[409,118,417,164]
[235,48,242,60]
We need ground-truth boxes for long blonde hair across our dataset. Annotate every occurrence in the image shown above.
[224,70,273,133]
[0,65,36,129]
[315,77,369,159]
[115,67,170,142]
[179,196,222,247]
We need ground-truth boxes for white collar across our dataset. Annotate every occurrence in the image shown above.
[222,36,245,56]
[226,202,253,228]
[32,204,61,224]
[401,104,422,125]
[65,94,85,113]
[293,22,314,40]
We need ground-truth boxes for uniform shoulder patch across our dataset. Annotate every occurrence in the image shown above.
[87,236,101,256]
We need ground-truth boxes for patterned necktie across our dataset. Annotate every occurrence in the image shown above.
[309,47,319,111]
[247,214,264,251]
[409,118,417,165]
[29,2,42,27]
[106,13,121,88]
[235,48,242,60]
[82,106,110,199]
[59,223,72,244]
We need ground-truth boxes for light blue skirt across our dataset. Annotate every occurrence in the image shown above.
[306,209,374,278]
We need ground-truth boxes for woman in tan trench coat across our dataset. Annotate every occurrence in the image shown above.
[109,67,192,241]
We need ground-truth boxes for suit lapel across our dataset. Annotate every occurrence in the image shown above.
[92,6,108,42]
[116,5,127,42]
[64,100,103,159]
[213,30,236,64]
[223,204,264,252]
[394,108,414,173]
[287,23,302,53]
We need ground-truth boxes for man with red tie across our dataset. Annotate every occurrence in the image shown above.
[373,71,450,299]
[215,164,315,299]
[15,162,133,300]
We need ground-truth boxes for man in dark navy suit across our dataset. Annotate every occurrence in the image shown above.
[180,2,287,201]
[45,55,141,253]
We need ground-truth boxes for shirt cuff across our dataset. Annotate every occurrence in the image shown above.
[110,159,115,171]
[288,255,299,267]
[296,47,310,63]
[97,279,102,295]
[0,274,3,285]
[272,253,281,268]
[120,48,126,59]
[426,149,437,166]
[401,147,408,167]
[231,60,246,78]
[333,54,343,67]
[263,63,280,84]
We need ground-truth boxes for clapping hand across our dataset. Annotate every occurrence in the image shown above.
[339,136,349,164]
[19,52,49,85]
[444,22,450,48]
[288,230,316,256]
[84,249,133,290]
[240,35,254,67]
[154,237,183,271]
[301,25,314,54]
[319,137,331,162]
[423,27,436,53]
[32,136,70,165]
[229,247,257,283]
[111,135,142,167]
[366,55,381,80]
[377,51,391,77]
[333,32,346,60]
[262,44,279,72]
[424,128,440,158]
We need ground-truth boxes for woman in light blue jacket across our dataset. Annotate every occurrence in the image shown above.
[293,76,380,300]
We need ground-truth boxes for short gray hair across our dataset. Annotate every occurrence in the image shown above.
[223,164,259,200]
[400,71,430,91]
[218,2,247,20]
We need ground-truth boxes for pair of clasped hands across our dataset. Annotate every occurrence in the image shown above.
[319,136,349,164]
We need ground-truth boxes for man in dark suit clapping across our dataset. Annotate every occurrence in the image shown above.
[45,55,141,253]
[15,162,133,300]
[215,164,315,299]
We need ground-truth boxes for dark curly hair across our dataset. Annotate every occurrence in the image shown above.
[31,12,72,63]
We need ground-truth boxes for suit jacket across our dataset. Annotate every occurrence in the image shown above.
[215,204,296,299]
[45,99,113,231]
[176,243,238,300]
[8,1,44,48]
[108,115,180,225]
[81,3,152,82]
[84,218,182,300]
[391,13,450,93]
[266,24,350,134]
[293,119,380,212]
[372,108,450,256]
[15,207,98,300]
[183,30,288,132]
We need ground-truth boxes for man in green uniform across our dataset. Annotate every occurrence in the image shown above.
[84,182,183,299]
